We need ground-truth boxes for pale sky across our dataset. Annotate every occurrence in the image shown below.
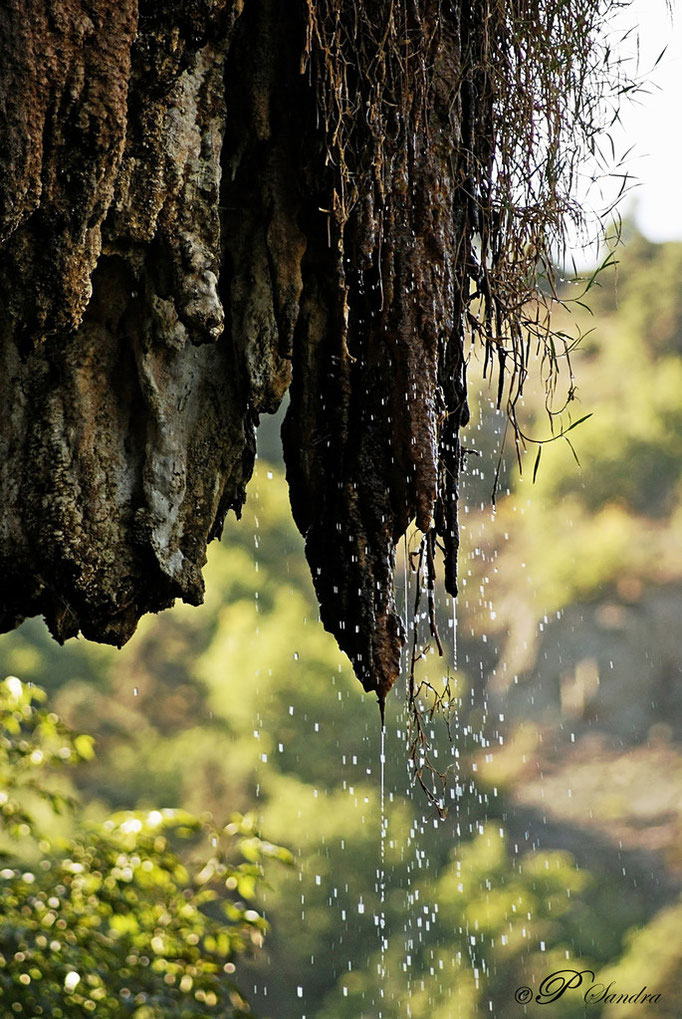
[608,0,682,242]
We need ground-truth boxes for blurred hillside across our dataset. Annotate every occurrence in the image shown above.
[1,231,682,1016]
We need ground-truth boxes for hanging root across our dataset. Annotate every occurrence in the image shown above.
[283,0,633,717]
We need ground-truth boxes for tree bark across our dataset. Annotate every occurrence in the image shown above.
[0,0,473,710]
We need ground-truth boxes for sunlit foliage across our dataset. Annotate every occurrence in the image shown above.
[0,678,291,1017]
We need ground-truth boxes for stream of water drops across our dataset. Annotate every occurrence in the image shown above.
[377,724,387,1016]
[451,593,458,670]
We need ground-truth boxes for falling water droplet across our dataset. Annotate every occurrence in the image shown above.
[451,595,458,669]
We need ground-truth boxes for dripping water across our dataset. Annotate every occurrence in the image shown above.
[403,532,409,688]
[378,724,387,1015]
[451,593,458,670]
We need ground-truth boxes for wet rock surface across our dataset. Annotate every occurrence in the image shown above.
[0,1,473,705]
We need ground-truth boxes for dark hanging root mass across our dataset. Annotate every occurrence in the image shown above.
[284,0,476,717]
[0,1,629,718]
[285,0,625,718]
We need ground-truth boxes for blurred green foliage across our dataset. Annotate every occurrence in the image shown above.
[0,678,291,1017]
[0,232,681,1016]
[464,233,682,644]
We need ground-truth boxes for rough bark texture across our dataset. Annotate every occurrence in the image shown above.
[0,0,472,710]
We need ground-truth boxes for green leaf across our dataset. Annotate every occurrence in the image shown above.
[73,734,95,761]
[532,445,542,483]
[562,412,593,434]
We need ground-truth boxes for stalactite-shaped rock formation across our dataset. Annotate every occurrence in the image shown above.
[283,1,473,708]
[0,0,587,711]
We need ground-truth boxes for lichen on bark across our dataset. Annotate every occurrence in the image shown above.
[0,0,625,713]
